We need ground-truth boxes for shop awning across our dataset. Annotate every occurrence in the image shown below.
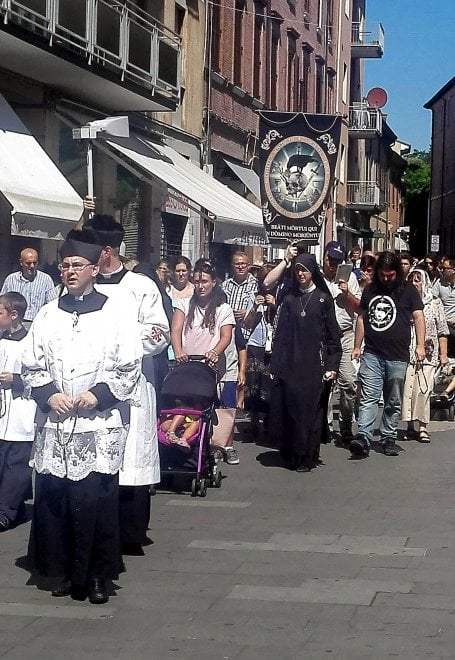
[104,135,265,234]
[223,158,261,200]
[0,94,83,240]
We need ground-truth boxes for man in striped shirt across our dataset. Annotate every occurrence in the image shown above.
[221,251,258,328]
[1,248,54,327]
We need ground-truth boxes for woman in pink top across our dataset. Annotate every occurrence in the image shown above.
[171,261,235,369]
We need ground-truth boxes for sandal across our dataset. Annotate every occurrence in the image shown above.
[167,431,191,451]
[417,429,431,443]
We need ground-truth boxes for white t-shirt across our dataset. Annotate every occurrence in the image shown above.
[174,299,235,355]
[323,271,361,332]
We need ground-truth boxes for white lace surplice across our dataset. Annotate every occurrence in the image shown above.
[30,427,129,481]
[22,291,142,481]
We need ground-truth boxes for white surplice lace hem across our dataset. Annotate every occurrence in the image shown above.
[30,426,129,481]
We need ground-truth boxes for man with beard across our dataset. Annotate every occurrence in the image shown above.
[351,252,425,458]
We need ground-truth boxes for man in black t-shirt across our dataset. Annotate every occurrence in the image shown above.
[351,252,425,458]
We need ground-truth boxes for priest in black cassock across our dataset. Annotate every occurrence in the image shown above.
[22,229,142,604]
[270,253,342,472]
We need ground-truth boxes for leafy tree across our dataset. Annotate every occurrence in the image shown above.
[403,150,430,255]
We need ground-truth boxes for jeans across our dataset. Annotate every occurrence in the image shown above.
[357,352,407,445]
[327,330,357,433]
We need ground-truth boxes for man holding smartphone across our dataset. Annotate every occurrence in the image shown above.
[322,241,361,445]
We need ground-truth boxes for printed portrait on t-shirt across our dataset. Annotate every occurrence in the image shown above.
[367,295,397,332]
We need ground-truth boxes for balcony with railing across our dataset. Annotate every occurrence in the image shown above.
[348,105,383,138]
[347,182,386,210]
[0,0,181,112]
[351,22,384,58]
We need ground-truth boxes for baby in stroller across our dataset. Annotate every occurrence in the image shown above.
[160,410,199,449]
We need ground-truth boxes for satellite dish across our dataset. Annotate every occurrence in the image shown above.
[366,87,388,109]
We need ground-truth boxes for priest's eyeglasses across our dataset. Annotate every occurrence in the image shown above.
[58,262,94,273]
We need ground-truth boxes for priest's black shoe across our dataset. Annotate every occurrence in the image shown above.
[51,580,71,597]
[88,578,109,605]
[122,542,145,556]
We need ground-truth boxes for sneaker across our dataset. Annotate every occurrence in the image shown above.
[235,410,251,423]
[349,436,369,458]
[383,440,399,456]
[224,447,240,465]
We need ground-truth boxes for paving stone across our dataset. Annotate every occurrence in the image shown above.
[0,601,115,620]
[228,578,413,606]
[189,538,426,557]
[373,593,455,611]
[165,499,251,508]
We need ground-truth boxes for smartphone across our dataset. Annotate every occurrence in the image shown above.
[335,263,353,283]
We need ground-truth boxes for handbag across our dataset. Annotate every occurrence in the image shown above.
[211,408,236,448]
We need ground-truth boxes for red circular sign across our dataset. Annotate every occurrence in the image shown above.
[366,87,388,109]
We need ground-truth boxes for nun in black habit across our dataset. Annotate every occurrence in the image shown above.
[270,254,342,472]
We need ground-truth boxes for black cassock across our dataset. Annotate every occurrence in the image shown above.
[270,287,342,469]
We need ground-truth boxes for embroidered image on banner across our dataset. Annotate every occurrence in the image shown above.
[258,112,342,245]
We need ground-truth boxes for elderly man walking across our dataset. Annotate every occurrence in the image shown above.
[1,248,54,327]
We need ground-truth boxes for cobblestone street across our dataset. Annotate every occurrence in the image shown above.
[1,418,455,659]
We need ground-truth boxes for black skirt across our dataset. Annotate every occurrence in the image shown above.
[28,471,122,585]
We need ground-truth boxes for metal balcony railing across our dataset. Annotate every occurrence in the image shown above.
[351,22,384,48]
[348,105,383,135]
[0,0,180,102]
[347,182,382,208]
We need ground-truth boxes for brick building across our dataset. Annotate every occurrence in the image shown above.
[206,0,397,265]
[425,76,455,256]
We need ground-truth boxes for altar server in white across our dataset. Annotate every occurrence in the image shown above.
[22,230,142,604]
[86,215,169,555]
[0,292,36,531]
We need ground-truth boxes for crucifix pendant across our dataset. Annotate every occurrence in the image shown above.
[300,310,306,318]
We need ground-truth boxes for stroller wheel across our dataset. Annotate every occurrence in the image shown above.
[199,478,207,497]
[191,478,198,497]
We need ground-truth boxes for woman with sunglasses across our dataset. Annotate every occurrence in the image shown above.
[402,269,449,442]
[422,255,439,284]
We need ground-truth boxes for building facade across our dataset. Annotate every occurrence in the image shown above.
[204,0,409,267]
[425,77,455,256]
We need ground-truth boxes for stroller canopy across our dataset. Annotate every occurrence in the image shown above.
[161,361,218,408]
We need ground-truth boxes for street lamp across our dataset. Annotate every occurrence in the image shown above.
[72,116,130,214]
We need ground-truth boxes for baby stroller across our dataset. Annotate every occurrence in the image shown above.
[430,362,455,421]
[158,356,222,497]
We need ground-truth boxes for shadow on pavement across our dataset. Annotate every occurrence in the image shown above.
[255,450,288,469]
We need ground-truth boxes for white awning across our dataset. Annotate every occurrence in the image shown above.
[223,158,260,200]
[0,94,83,240]
[104,135,265,233]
